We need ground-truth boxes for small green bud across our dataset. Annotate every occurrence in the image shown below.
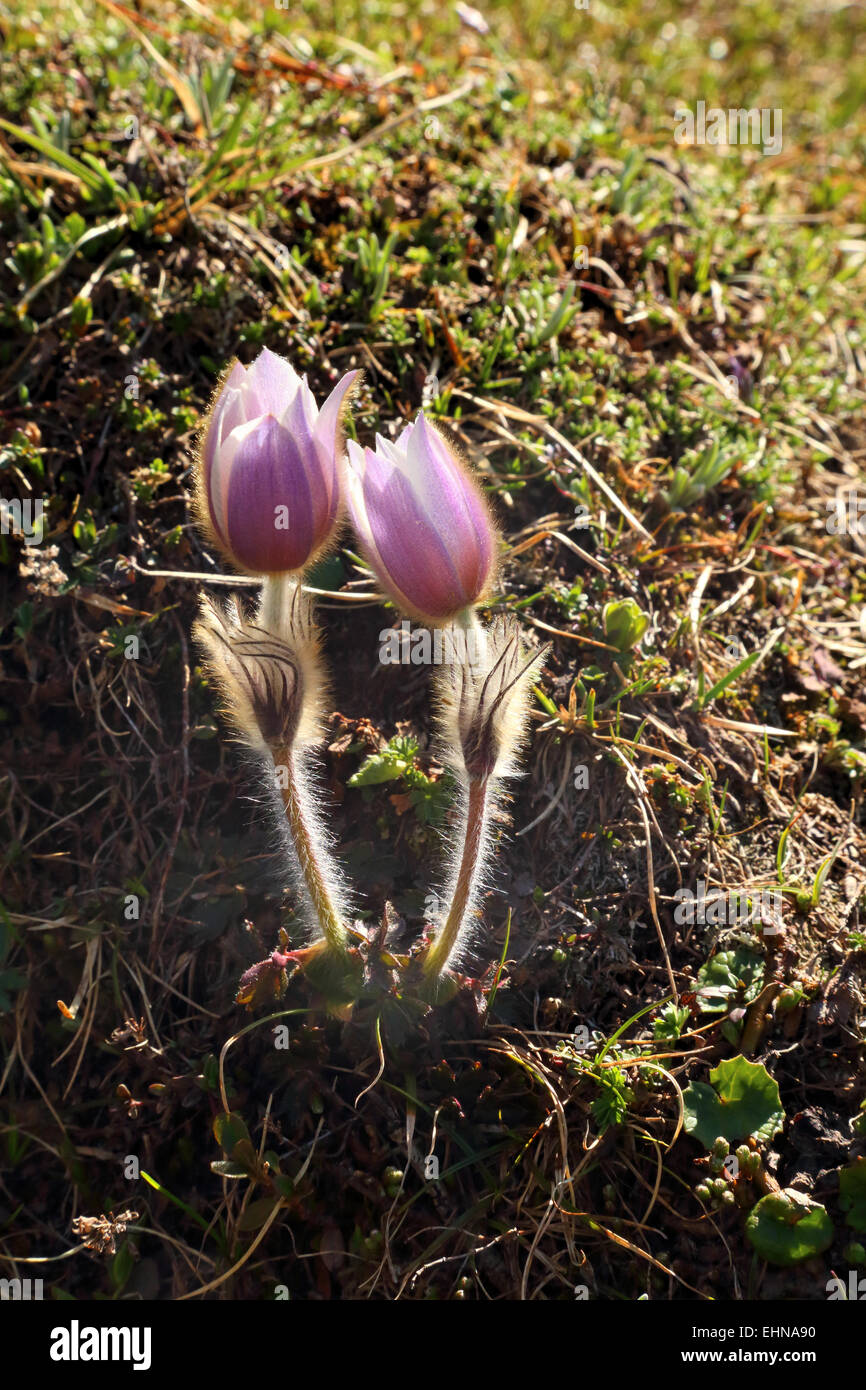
[382,1166,404,1196]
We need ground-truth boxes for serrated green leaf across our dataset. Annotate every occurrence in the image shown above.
[683,1055,785,1147]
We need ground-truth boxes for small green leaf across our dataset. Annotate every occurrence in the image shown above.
[210,1159,251,1179]
[652,1002,691,1040]
[213,1111,252,1156]
[839,1157,866,1232]
[746,1190,834,1266]
[110,1239,135,1291]
[696,948,764,1014]
[348,750,411,786]
[601,598,649,652]
[231,1139,260,1175]
[683,1056,785,1147]
[236,1197,282,1232]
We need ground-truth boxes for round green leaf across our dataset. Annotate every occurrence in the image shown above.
[746,1190,834,1266]
[683,1055,785,1147]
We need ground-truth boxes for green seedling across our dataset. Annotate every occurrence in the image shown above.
[664,438,735,510]
[601,598,649,653]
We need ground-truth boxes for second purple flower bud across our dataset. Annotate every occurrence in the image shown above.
[345,413,498,623]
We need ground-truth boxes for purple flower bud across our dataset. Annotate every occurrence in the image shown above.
[197,348,358,574]
[345,413,497,622]
[727,355,754,404]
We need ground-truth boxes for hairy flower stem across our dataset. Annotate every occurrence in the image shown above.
[273,742,349,955]
[423,774,491,978]
[256,575,349,957]
[258,573,284,635]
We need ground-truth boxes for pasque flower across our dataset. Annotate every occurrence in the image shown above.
[197,348,358,574]
[345,413,496,622]
[194,345,546,1007]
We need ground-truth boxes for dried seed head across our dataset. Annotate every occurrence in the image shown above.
[438,616,548,782]
[194,583,324,753]
[71,1210,139,1257]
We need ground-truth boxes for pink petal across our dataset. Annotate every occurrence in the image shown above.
[362,453,475,617]
[244,348,300,415]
